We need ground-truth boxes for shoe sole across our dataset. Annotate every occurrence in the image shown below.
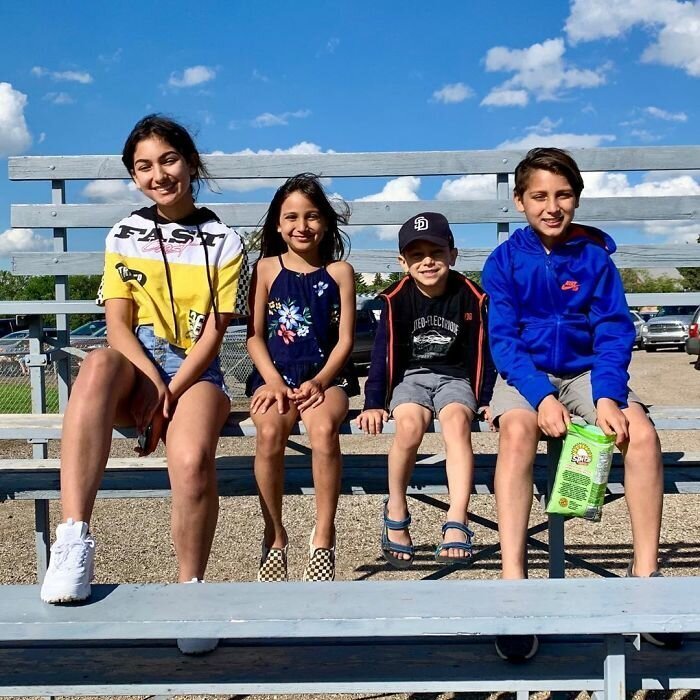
[40,583,91,604]
[495,635,539,662]
[177,638,219,654]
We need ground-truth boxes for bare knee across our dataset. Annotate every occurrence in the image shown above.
[255,422,288,457]
[499,412,539,446]
[394,414,427,450]
[170,449,216,502]
[439,406,473,441]
[308,420,339,453]
[74,349,127,392]
[627,417,660,459]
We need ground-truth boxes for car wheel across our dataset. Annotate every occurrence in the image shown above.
[645,346,658,352]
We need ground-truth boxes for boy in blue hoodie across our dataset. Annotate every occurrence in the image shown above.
[483,147,676,662]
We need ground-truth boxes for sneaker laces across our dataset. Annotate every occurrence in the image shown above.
[51,537,94,571]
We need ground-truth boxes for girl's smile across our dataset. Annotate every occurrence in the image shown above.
[131,136,196,220]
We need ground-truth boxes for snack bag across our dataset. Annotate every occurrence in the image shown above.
[546,423,616,522]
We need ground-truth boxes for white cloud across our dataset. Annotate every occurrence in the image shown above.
[355,177,421,240]
[584,171,700,242]
[497,131,615,149]
[644,106,688,122]
[0,228,51,255]
[168,65,216,88]
[31,66,93,83]
[210,142,334,192]
[44,92,74,105]
[431,82,474,104]
[566,0,700,77]
[437,174,499,201]
[0,83,31,156]
[252,109,311,127]
[81,180,146,204]
[252,69,269,82]
[481,38,607,107]
[481,89,529,107]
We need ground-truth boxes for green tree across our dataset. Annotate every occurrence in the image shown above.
[620,268,682,293]
[354,273,371,294]
[0,273,102,329]
[370,272,384,291]
[677,268,700,291]
[387,272,404,285]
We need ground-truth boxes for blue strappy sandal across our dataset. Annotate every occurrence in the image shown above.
[434,521,474,564]
[381,500,415,570]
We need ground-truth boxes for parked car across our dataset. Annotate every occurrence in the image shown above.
[353,297,381,364]
[641,305,698,352]
[0,328,58,350]
[685,305,700,356]
[630,310,644,349]
[71,320,106,337]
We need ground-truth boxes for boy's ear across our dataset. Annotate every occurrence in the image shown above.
[513,192,525,213]
[397,254,409,273]
[449,248,458,265]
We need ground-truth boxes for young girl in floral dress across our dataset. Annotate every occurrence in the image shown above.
[246,173,357,582]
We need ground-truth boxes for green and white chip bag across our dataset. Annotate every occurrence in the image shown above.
[546,422,616,522]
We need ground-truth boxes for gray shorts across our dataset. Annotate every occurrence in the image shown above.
[389,368,477,417]
[490,371,645,426]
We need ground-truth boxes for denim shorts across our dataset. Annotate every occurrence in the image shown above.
[135,325,230,399]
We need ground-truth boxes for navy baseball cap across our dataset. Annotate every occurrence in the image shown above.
[398,212,454,252]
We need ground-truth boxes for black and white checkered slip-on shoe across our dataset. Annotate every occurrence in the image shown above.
[302,527,336,582]
[258,541,288,582]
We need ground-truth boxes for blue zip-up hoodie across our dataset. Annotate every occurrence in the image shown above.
[482,223,635,410]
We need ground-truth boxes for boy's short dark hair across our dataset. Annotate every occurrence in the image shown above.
[513,147,585,200]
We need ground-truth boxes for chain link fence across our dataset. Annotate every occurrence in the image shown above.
[0,338,253,413]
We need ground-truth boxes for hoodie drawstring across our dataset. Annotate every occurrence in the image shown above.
[197,224,220,331]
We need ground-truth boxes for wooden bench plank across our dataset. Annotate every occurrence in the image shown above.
[0,409,489,438]
[0,453,698,500]
[2,406,699,441]
[2,579,700,641]
[2,639,699,696]
[10,147,700,180]
[12,196,700,229]
[13,245,700,276]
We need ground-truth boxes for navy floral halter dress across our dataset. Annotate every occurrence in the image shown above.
[247,256,359,397]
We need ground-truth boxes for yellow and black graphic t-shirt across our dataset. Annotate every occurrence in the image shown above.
[98,205,249,353]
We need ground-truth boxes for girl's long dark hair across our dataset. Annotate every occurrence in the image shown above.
[258,173,350,263]
[122,113,215,198]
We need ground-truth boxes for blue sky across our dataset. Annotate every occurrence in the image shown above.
[1,0,698,266]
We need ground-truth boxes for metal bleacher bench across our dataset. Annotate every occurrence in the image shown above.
[2,146,700,697]
[1,578,699,698]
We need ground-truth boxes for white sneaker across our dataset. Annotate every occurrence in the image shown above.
[40,519,95,604]
[176,578,219,655]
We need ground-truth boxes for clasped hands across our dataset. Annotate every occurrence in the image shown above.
[251,378,325,415]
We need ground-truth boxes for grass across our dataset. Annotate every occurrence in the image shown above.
[0,384,59,413]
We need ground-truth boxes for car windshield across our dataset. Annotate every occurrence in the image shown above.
[71,320,106,335]
[0,331,28,340]
[654,306,696,317]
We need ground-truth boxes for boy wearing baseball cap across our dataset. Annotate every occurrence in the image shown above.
[357,212,495,568]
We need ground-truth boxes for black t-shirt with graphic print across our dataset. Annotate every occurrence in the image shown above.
[406,275,470,378]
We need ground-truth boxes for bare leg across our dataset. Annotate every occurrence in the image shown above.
[385,403,432,561]
[621,403,663,576]
[494,409,540,579]
[165,381,230,582]
[251,401,299,550]
[437,402,475,559]
[60,349,137,522]
[300,387,349,549]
